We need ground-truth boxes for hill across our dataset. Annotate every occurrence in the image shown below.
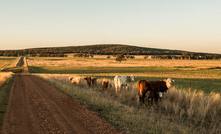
[25,44,188,55]
[0,44,221,59]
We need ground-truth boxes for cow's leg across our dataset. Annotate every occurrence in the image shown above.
[158,92,162,101]
[139,96,142,103]
[154,95,158,105]
[150,97,154,106]
[125,85,128,90]
[115,84,118,93]
[142,96,145,103]
[138,92,142,103]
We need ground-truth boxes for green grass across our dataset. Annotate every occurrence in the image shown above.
[28,65,221,76]
[0,75,14,133]
[29,66,221,94]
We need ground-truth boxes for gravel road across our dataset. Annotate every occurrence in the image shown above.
[2,75,121,134]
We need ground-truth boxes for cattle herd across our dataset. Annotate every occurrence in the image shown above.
[69,75,175,106]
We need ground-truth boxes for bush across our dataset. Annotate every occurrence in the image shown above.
[115,54,126,63]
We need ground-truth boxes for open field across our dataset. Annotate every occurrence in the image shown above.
[27,57,221,93]
[0,57,25,73]
[27,56,221,68]
[2,56,220,133]
[27,57,221,79]
[37,74,221,134]
[0,57,19,71]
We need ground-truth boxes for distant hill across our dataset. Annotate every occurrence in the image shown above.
[0,44,221,59]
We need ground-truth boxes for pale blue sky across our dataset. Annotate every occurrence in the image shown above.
[0,0,221,53]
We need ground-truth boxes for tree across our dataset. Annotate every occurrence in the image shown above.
[144,55,148,59]
[130,55,135,59]
[115,54,126,63]
[125,54,130,59]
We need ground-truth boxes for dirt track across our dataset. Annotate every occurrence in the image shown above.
[2,75,121,134]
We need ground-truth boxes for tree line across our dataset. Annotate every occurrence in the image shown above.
[0,44,220,60]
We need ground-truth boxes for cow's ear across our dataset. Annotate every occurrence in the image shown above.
[163,79,167,82]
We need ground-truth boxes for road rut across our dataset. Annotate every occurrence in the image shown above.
[2,75,121,134]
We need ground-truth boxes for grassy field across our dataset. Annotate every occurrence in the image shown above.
[26,56,221,133]
[0,57,19,71]
[27,56,221,68]
[37,74,221,134]
[27,57,221,78]
[27,57,221,94]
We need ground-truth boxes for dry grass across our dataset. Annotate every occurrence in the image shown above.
[0,57,19,71]
[0,72,13,87]
[37,73,221,134]
[27,57,221,69]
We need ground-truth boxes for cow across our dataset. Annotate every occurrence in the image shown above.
[101,78,110,90]
[114,75,136,92]
[69,76,85,85]
[84,77,97,87]
[137,78,175,106]
[84,77,92,86]
[137,80,152,103]
[91,77,97,86]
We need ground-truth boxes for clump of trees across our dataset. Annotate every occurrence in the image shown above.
[73,53,93,58]
[125,54,135,59]
[115,54,126,62]
[39,52,66,57]
[144,55,148,59]
[148,53,221,60]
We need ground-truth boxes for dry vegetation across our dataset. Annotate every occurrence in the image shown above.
[0,73,13,87]
[27,56,221,68]
[37,74,221,134]
[0,57,19,71]
[27,57,221,80]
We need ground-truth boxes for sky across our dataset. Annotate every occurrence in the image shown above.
[0,0,221,54]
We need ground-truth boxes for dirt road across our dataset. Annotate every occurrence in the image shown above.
[2,75,121,134]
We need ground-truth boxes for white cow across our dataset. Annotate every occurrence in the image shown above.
[114,75,136,92]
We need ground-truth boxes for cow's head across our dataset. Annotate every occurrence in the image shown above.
[163,78,175,88]
[69,77,73,81]
[130,75,136,82]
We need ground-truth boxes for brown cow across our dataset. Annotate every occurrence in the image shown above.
[84,77,92,86]
[84,77,97,87]
[91,77,97,86]
[102,78,109,90]
[137,78,175,105]
[137,80,152,103]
